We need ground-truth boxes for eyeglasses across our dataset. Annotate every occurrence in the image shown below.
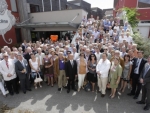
[91,56,94,57]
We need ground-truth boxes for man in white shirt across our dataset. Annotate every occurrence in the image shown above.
[93,29,100,41]
[96,53,111,97]
[0,53,19,96]
[125,32,133,44]
[73,47,79,60]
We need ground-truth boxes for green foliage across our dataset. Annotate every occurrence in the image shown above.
[132,32,150,58]
[122,7,140,28]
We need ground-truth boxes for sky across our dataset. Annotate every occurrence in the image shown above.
[67,0,114,9]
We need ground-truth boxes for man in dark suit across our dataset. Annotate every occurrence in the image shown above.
[65,54,77,93]
[24,47,32,63]
[136,55,150,111]
[128,51,147,99]
[15,53,31,94]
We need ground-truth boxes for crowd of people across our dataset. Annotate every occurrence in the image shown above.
[0,15,150,111]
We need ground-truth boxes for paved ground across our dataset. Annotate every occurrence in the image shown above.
[0,83,149,113]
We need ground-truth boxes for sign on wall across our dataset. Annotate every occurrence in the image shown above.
[0,0,16,44]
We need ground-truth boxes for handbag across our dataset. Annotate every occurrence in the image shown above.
[84,82,92,92]
[34,72,43,83]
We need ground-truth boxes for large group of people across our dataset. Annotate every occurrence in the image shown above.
[0,15,150,111]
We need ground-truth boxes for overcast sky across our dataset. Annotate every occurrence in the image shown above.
[67,0,114,9]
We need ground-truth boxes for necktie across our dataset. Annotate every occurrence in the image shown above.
[6,61,9,69]
[143,65,150,78]
[136,59,140,67]
[71,60,74,67]
[134,59,140,73]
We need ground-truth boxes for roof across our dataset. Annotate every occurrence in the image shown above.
[15,22,80,31]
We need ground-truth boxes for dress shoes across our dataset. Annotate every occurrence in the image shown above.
[133,96,138,99]
[144,106,149,111]
[101,94,105,97]
[58,88,61,91]
[27,89,32,91]
[73,88,77,91]
[127,93,135,96]
[63,86,67,89]
[10,92,14,96]
[136,101,145,104]
[16,91,19,94]
[67,90,70,93]
[23,91,26,94]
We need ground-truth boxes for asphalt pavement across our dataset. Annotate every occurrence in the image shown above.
[0,83,149,113]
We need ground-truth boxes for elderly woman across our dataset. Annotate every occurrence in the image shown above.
[109,58,122,99]
[43,52,54,86]
[77,52,87,92]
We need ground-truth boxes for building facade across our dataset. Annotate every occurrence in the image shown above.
[0,0,21,47]
[0,0,104,47]
[114,0,150,21]
[91,7,103,19]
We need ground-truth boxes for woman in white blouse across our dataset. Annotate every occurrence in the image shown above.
[29,53,41,89]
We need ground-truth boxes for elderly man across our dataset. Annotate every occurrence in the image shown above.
[65,54,77,93]
[15,53,31,94]
[136,55,150,111]
[0,53,19,96]
[58,52,67,91]
[96,53,111,97]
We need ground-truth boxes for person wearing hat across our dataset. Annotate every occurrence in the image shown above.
[0,53,19,96]
[15,53,31,94]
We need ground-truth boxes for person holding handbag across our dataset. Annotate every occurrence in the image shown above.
[29,53,42,89]
[119,54,132,92]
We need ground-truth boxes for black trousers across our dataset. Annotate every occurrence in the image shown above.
[20,75,31,92]
[131,74,142,97]
[141,85,150,107]
[5,78,18,94]
[67,79,75,90]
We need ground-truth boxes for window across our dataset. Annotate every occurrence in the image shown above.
[10,0,17,12]
[138,0,150,8]
[30,4,40,13]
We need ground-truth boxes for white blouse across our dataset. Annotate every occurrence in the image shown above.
[29,58,39,72]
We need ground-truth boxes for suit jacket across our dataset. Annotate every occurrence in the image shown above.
[24,53,31,63]
[57,57,67,75]
[15,59,30,80]
[140,63,150,89]
[0,59,16,81]
[134,58,147,76]
[130,57,137,78]
[65,60,77,80]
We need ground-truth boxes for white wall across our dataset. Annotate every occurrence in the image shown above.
[135,23,150,38]
[29,9,88,24]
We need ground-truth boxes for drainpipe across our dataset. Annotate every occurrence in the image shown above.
[42,0,44,12]
[50,0,52,11]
